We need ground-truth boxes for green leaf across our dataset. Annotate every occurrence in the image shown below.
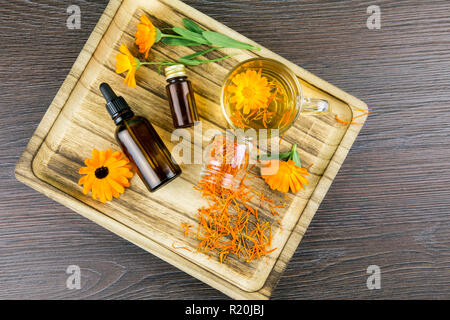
[292,151,301,168]
[161,37,202,46]
[155,28,162,43]
[178,58,204,66]
[202,31,260,51]
[178,54,235,66]
[201,54,236,63]
[288,144,295,161]
[280,152,292,160]
[181,47,220,60]
[172,27,211,45]
[290,144,302,168]
[182,18,206,34]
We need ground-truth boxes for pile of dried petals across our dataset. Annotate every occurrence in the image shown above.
[182,137,287,264]
[186,180,284,264]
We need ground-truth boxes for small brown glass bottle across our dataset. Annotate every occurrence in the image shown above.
[165,64,199,128]
[100,83,181,192]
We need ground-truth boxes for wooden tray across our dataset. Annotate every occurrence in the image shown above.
[15,0,368,299]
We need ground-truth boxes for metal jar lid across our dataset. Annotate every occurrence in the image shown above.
[165,64,187,80]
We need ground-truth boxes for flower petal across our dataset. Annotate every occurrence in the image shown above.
[119,43,132,56]
[91,179,99,200]
[110,174,130,187]
[107,159,129,169]
[78,175,87,185]
[98,180,107,203]
[107,177,125,194]
[82,174,95,195]
[280,174,290,193]
[140,13,152,25]
[79,166,94,175]
[115,53,131,74]
[91,149,100,166]
[289,175,301,193]
[124,68,137,88]
[104,181,113,202]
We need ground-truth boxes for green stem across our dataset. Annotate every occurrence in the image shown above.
[181,47,223,60]
[136,61,177,73]
[140,61,177,65]
[289,144,297,161]
[160,34,185,39]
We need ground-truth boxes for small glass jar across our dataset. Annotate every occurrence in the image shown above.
[165,64,199,128]
[198,131,253,195]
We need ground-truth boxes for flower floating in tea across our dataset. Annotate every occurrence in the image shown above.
[226,67,290,130]
[78,149,134,203]
[227,69,272,115]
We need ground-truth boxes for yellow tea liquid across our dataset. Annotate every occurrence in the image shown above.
[222,61,299,138]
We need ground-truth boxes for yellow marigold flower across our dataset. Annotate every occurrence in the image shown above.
[78,149,134,203]
[115,44,140,88]
[261,160,309,193]
[227,69,272,114]
[135,14,157,59]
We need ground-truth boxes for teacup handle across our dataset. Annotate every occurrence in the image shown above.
[302,97,329,113]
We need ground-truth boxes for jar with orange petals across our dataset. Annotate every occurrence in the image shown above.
[198,131,253,195]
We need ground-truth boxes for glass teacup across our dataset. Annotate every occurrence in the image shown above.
[221,58,329,139]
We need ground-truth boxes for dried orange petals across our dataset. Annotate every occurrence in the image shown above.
[185,153,283,263]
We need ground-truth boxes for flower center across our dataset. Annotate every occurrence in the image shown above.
[241,86,255,100]
[95,166,109,179]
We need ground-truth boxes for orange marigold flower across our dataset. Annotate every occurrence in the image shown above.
[135,14,157,59]
[261,160,309,193]
[78,149,134,203]
[115,44,140,88]
[227,69,272,114]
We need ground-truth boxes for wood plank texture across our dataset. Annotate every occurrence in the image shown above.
[1,0,450,299]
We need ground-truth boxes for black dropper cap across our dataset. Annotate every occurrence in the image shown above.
[100,83,134,125]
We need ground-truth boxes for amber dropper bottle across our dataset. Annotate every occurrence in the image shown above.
[100,83,182,192]
[165,64,199,128]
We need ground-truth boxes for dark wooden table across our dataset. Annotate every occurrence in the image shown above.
[1,0,449,299]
